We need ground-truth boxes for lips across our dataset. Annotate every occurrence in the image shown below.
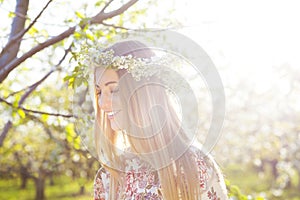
[106,110,121,119]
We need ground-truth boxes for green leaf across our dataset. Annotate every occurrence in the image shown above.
[41,114,49,122]
[73,136,81,150]
[17,109,26,119]
[63,75,71,82]
[65,123,76,143]
[13,95,21,107]
[65,18,74,23]
[2,89,9,98]
[75,11,85,19]
[95,1,104,7]
[14,143,23,151]
[73,31,82,40]
[28,26,39,36]
[74,77,83,87]
[83,79,88,86]
[86,33,94,41]
[74,66,80,72]
[69,77,75,88]
[8,11,15,18]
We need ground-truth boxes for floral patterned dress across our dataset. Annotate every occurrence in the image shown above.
[94,146,228,200]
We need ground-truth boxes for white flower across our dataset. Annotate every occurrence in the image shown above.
[84,49,182,84]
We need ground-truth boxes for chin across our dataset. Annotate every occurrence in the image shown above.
[111,123,122,131]
[110,117,124,131]
[111,127,121,131]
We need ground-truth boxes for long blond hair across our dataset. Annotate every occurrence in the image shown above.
[94,40,204,199]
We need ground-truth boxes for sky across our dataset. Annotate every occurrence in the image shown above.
[175,0,300,67]
[173,0,300,96]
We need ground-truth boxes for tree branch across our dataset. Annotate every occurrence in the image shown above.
[101,21,134,30]
[6,87,28,98]
[0,0,53,59]
[18,43,72,106]
[100,0,114,14]
[90,0,138,24]
[0,121,12,147]
[0,26,76,83]
[23,108,75,118]
[18,70,53,106]
[6,44,71,98]
[0,97,75,118]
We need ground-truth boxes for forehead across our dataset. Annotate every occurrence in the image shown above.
[95,68,119,86]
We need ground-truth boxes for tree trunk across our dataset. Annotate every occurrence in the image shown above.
[0,121,12,147]
[34,176,45,200]
[49,173,54,186]
[20,166,29,189]
[20,174,28,189]
[20,177,27,189]
[79,185,85,195]
[270,159,278,180]
[0,0,29,68]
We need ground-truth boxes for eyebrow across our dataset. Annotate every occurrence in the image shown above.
[96,81,118,89]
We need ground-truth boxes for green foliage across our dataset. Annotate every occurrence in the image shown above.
[63,63,89,89]
[0,70,98,198]
[65,123,81,150]
[28,26,39,36]
[94,0,106,7]
[75,11,86,19]
[226,180,252,200]
[17,109,26,119]
[8,11,15,18]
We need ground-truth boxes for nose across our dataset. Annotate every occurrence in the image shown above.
[98,92,112,111]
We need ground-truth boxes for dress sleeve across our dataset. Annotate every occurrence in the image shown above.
[202,166,228,200]
[193,151,228,200]
[94,167,110,200]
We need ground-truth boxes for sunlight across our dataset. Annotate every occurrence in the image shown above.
[175,0,300,96]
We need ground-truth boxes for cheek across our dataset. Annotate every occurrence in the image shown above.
[111,97,120,110]
[97,97,100,106]
[116,102,128,125]
[97,97,102,108]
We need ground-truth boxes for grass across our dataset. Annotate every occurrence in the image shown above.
[0,176,94,200]
[224,164,300,200]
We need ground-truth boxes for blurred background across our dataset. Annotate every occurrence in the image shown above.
[0,0,299,199]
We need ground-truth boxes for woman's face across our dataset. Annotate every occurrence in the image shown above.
[95,68,126,131]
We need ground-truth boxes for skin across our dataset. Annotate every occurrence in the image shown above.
[95,68,125,131]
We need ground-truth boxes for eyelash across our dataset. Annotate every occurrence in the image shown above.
[112,88,119,93]
[97,88,119,96]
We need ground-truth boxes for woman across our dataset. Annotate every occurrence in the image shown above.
[90,40,228,199]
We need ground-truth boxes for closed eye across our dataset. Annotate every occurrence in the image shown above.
[112,88,119,93]
[96,88,118,96]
